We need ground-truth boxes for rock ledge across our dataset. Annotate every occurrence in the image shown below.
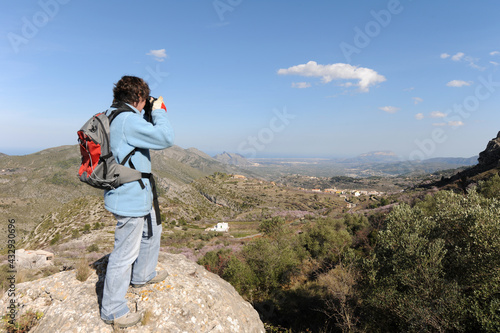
[1,252,265,332]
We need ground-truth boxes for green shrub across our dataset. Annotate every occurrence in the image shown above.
[198,249,232,276]
[299,218,351,262]
[243,237,301,298]
[222,255,258,299]
[343,213,369,235]
[75,259,91,282]
[71,229,80,239]
[3,309,43,333]
[364,190,500,332]
[87,244,99,252]
[477,173,500,199]
[49,233,61,245]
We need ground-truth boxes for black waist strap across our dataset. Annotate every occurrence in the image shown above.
[142,172,161,238]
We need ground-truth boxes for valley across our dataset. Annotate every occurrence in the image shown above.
[0,144,493,332]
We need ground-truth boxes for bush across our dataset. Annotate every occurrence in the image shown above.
[477,173,500,199]
[243,237,302,298]
[75,259,91,282]
[343,213,369,235]
[82,224,91,233]
[221,255,258,300]
[86,244,99,252]
[198,249,232,276]
[299,218,351,262]
[71,229,80,239]
[49,233,61,245]
[363,190,500,332]
[3,309,43,333]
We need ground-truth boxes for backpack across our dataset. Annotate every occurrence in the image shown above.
[77,103,142,190]
[77,102,162,237]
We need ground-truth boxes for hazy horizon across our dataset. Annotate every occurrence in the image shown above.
[0,144,479,162]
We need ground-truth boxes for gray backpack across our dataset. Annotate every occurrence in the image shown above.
[77,103,144,190]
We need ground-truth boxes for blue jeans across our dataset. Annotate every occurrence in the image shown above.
[100,208,162,321]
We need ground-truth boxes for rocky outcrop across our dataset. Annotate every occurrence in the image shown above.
[425,132,500,189]
[478,131,500,167]
[1,252,265,332]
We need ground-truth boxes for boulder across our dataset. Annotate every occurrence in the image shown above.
[1,252,265,332]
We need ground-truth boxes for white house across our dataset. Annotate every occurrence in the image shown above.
[208,222,229,232]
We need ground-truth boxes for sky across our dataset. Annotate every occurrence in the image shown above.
[1,0,500,160]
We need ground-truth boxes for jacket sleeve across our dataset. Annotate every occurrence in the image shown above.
[122,110,175,150]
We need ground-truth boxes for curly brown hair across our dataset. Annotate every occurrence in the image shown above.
[113,76,150,105]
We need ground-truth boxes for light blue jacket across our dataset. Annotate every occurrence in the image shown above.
[103,103,174,217]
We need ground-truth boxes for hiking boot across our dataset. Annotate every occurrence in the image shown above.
[103,310,143,328]
[131,270,168,288]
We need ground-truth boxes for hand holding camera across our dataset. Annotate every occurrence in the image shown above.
[144,96,167,123]
[152,96,167,112]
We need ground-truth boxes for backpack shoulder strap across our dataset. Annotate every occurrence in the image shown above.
[108,102,136,124]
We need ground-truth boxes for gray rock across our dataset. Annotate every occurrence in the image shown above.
[478,131,500,167]
[1,252,265,333]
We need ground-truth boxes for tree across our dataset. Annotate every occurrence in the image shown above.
[300,217,352,263]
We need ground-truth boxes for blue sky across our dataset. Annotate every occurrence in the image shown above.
[1,0,500,160]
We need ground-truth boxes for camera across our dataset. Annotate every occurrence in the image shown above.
[143,96,157,123]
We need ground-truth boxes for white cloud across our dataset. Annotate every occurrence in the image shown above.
[379,106,400,114]
[468,60,485,71]
[490,51,500,56]
[415,113,424,120]
[442,51,484,70]
[430,111,447,118]
[491,61,499,66]
[448,120,464,127]
[432,120,464,127]
[451,52,465,61]
[413,97,423,105]
[291,82,311,89]
[446,80,472,87]
[147,49,168,62]
[277,61,386,92]
[403,87,415,91]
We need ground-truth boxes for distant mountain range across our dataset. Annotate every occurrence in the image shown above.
[340,150,400,163]
[213,151,254,166]
[211,150,478,178]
